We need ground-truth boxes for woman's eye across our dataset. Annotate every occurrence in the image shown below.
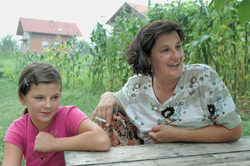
[162,49,169,52]
[176,45,182,49]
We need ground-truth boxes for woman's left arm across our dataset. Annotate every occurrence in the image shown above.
[34,119,111,152]
[148,123,242,143]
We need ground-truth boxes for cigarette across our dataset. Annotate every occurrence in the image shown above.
[94,116,106,122]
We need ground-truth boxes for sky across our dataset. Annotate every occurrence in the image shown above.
[0,0,174,43]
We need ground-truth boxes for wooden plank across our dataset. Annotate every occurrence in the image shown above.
[64,136,250,166]
[97,151,250,166]
[65,151,250,166]
[209,161,250,166]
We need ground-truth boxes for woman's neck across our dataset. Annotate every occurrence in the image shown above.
[152,76,179,104]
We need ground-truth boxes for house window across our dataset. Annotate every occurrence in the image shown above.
[54,42,59,48]
[42,41,48,49]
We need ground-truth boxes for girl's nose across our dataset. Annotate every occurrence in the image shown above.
[44,100,52,108]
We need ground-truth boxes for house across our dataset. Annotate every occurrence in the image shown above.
[106,2,148,24]
[16,17,82,53]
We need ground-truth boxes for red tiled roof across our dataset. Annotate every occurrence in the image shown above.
[106,2,148,24]
[128,2,148,13]
[16,17,82,37]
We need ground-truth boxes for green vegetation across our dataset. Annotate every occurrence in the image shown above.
[88,0,250,102]
[0,0,249,165]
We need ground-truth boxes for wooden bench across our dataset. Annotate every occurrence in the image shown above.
[64,136,250,165]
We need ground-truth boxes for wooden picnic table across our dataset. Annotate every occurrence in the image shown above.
[64,136,250,166]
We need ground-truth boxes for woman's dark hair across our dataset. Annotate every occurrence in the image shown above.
[125,20,184,76]
[18,62,62,115]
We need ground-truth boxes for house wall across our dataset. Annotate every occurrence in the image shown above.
[21,31,30,53]
[22,32,72,53]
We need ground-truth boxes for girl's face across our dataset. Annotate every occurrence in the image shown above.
[19,83,61,131]
[149,31,184,82]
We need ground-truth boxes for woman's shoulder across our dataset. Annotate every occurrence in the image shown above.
[178,64,219,86]
[127,74,152,85]
[183,64,215,73]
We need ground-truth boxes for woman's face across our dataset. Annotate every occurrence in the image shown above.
[149,31,183,82]
[19,83,61,131]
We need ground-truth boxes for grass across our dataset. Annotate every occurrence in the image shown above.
[0,76,24,164]
[242,119,250,136]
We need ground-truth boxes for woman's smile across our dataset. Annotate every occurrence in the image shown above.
[168,62,180,67]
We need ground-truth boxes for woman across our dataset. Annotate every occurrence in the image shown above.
[91,20,242,145]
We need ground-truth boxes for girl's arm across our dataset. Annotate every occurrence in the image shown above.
[34,119,111,152]
[148,123,242,143]
[3,142,23,166]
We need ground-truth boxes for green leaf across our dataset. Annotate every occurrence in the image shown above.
[200,35,210,44]
[191,40,199,49]
[199,0,209,18]
[180,15,188,25]
[214,0,227,13]
[208,19,213,28]
[227,28,234,36]
[238,0,250,25]
[66,41,73,49]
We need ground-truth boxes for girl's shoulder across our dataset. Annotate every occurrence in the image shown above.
[57,106,80,115]
[56,106,87,118]
[11,114,30,127]
[57,106,79,112]
[4,114,31,144]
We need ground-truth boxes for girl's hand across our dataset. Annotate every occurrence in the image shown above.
[90,92,118,130]
[34,132,56,152]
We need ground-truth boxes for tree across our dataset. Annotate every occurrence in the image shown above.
[214,0,250,25]
[0,34,17,51]
[78,39,91,54]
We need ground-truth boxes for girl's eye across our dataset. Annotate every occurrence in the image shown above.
[53,96,59,99]
[35,97,43,100]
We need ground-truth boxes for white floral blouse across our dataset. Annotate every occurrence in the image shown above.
[114,64,242,144]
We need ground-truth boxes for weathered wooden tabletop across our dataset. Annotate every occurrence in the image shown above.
[64,136,250,166]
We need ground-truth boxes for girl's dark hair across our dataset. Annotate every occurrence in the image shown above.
[18,62,62,115]
[125,20,184,76]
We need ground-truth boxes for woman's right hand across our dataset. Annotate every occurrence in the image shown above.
[90,92,119,130]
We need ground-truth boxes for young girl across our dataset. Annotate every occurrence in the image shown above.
[3,62,111,166]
